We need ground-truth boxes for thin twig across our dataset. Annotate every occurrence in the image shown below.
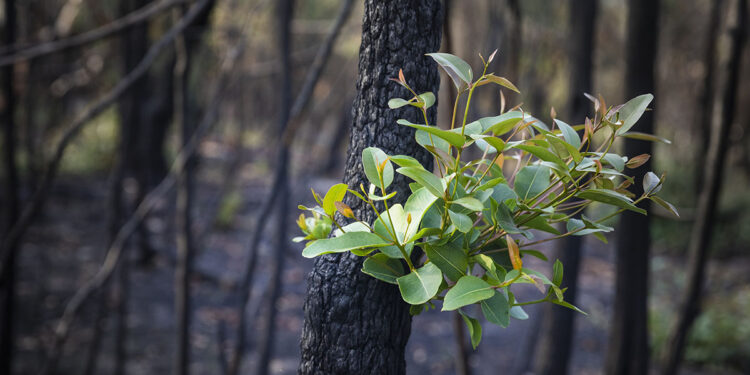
[0,0,187,66]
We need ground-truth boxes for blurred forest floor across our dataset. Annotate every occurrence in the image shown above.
[11,141,750,375]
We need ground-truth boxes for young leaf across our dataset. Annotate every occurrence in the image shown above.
[459,311,483,349]
[451,197,484,212]
[495,203,524,235]
[362,253,406,284]
[442,275,496,311]
[480,111,524,135]
[650,195,679,217]
[362,147,393,190]
[552,300,588,315]
[470,134,505,153]
[424,242,468,282]
[491,183,518,205]
[514,145,566,168]
[566,217,613,235]
[545,135,583,163]
[397,166,445,198]
[390,155,423,169]
[480,291,511,328]
[553,119,581,149]
[552,259,563,286]
[513,165,551,201]
[397,119,465,148]
[334,201,354,218]
[396,262,443,305]
[473,254,502,284]
[419,92,436,109]
[448,209,473,233]
[510,305,529,320]
[626,153,651,169]
[584,92,600,112]
[506,234,522,270]
[426,52,473,90]
[403,187,439,240]
[615,94,653,134]
[488,49,497,63]
[576,189,647,215]
[302,232,392,258]
[388,98,411,109]
[620,131,672,144]
[643,171,662,194]
[322,183,348,217]
[517,214,560,235]
[601,153,626,172]
[416,129,451,154]
[477,74,520,93]
[332,222,370,237]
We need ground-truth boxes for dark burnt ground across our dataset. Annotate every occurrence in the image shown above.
[9,165,746,375]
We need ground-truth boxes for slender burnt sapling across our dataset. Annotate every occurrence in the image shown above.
[294,52,677,348]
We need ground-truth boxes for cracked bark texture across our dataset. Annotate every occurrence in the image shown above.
[299,1,442,374]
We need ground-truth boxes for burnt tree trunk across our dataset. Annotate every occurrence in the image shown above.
[0,0,18,373]
[660,1,747,374]
[173,8,193,375]
[173,2,215,374]
[112,1,150,371]
[533,1,597,375]
[605,0,660,374]
[298,1,443,374]
[255,0,293,374]
[693,0,725,192]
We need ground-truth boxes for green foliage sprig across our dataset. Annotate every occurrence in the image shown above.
[294,52,677,348]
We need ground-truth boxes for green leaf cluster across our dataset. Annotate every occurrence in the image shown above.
[295,52,677,349]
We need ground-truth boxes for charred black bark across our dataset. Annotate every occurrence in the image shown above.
[533,1,597,375]
[299,1,442,374]
[605,0,660,374]
[0,0,18,373]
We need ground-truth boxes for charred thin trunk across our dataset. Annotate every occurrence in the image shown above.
[0,0,19,373]
[173,2,215,374]
[112,0,149,371]
[661,1,747,374]
[84,145,128,375]
[693,0,725,192]
[229,0,354,372]
[255,1,293,374]
[173,19,193,374]
[113,242,130,375]
[605,0,660,374]
[118,0,156,265]
[533,1,597,374]
[299,1,443,374]
[452,312,472,375]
